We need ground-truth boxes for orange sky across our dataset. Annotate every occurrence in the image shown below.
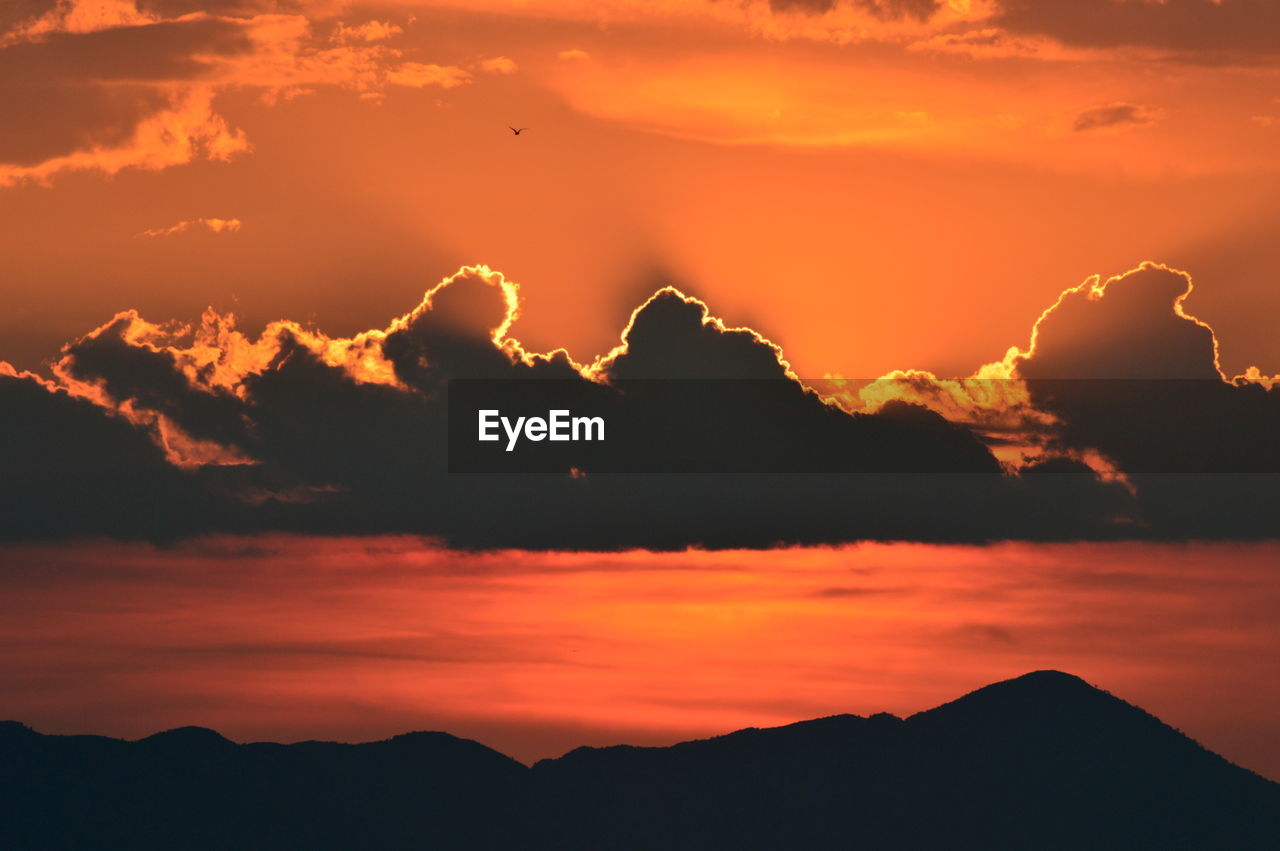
[2,538,1277,780]
[2,0,1279,380]
[3,0,1280,783]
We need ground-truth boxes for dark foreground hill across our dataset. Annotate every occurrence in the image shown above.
[2,672,1276,850]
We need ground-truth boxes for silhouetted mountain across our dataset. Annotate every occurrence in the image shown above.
[530,671,1279,849]
[2,673,1276,849]
[0,722,528,850]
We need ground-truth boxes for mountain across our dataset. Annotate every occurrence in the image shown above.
[2,672,1276,850]
[529,671,1279,849]
[0,722,528,850]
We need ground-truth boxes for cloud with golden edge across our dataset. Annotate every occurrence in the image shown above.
[991,262,1225,381]
[585,285,800,383]
[43,266,576,465]
[816,261,1275,484]
[22,260,1278,483]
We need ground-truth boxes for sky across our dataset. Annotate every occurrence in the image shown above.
[2,0,1280,380]
[3,538,1278,779]
[2,0,1279,781]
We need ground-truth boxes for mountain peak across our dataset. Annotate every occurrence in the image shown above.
[1007,669,1094,689]
[140,726,233,748]
[908,669,1115,723]
[1018,668,1084,681]
[966,669,1098,696]
[972,669,1106,702]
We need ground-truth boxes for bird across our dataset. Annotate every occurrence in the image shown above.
[509,126,528,135]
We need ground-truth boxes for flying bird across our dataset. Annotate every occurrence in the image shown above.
[509,126,528,135]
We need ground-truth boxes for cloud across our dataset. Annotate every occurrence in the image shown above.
[383,62,470,89]
[769,0,839,13]
[0,362,235,538]
[769,0,941,21]
[795,261,1280,524]
[0,265,1122,546]
[0,1,471,187]
[0,86,249,187]
[4,260,1278,547]
[850,263,1280,479]
[479,55,517,74]
[990,0,1280,62]
[398,0,1280,68]
[1072,102,1159,133]
[140,217,242,237]
[330,20,401,44]
[593,288,798,381]
[1008,264,1223,381]
[1000,263,1280,485]
[1,0,155,44]
[0,8,258,179]
[50,310,259,468]
[906,26,1063,59]
[541,49,1198,169]
[558,48,589,60]
[743,0,984,44]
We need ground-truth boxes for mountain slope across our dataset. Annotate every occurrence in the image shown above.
[529,671,1279,849]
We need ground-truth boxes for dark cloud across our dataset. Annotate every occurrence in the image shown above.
[0,370,232,540]
[0,19,251,84]
[0,85,168,166]
[770,0,840,13]
[1011,264,1280,536]
[447,291,1002,476]
[1015,265,1220,380]
[993,0,1280,60]
[0,1,56,36]
[54,312,254,453]
[1072,103,1158,133]
[0,16,251,168]
[0,2,465,186]
[602,290,794,380]
[136,0,303,13]
[0,269,1127,547]
[1,263,1276,547]
[380,272,582,392]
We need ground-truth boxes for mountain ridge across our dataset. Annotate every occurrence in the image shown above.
[2,671,1276,850]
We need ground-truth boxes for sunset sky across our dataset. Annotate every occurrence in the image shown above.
[4,0,1280,379]
[2,0,1279,785]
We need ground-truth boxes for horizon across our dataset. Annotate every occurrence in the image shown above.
[0,669,1219,757]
